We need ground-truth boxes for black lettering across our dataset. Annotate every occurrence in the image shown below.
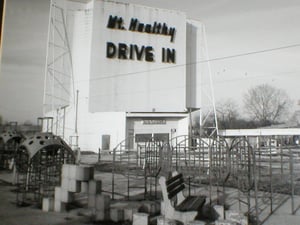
[162,23,168,35]
[156,23,162,34]
[106,42,116,58]
[145,46,154,62]
[167,48,175,63]
[134,45,145,60]
[117,17,125,29]
[152,22,157,33]
[129,18,138,31]
[107,15,118,28]
[129,44,134,60]
[118,43,127,59]
[145,24,152,33]
[138,23,144,32]
[169,28,176,42]
[162,48,165,62]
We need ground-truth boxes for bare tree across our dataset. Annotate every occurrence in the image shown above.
[217,99,239,129]
[244,84,292,126]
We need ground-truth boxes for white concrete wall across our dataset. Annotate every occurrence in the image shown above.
[89,0,187,112]
[78,112,126,151]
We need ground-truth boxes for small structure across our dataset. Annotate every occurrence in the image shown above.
[0,130,23,169]
[14,132,75,206]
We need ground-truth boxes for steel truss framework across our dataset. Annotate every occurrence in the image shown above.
[43,0,75,139]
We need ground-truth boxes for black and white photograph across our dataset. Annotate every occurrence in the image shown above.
[0,0,300,224]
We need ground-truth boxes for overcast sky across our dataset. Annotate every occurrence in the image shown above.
[1,0,300,123]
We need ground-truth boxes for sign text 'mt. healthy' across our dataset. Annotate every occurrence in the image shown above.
[105,15,177,63]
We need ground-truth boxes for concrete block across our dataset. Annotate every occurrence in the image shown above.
[157,216,177,225]
[225,209,247,225]
[95,210,110,221]
[110,208,124,222]
[54,200,66,212]
[61,177,69,189]
[133,212,149,225]
[68,165,77,179]
[215,219,235,225]
[81,181,89,193]
[68,179,81,193]
[214,205,224,219]
[225,210,240,220]
[61,164,70,178]
[76,166,94,181]
[139,201,159,214]
[60,189,74,203]
[228,213,248,225]
[124,207,138,221]
[95,194,110,211]
[88,194,96,208]
[187,221,206,225]
[88,180,102,195]
[42,197,54,212]
[54,187,61,202]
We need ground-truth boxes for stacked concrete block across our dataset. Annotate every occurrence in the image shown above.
[88,180,102,208]
[42,197,54,212]
[225,210,248,225]
[95,194,110,210]
[93,194,111,221]
[186,221,206,225]
[133,212,149,225]
[124,207,138,221]
[157,216,177,225]
[75,165,94,181]
[68,179,81,193]
[60,188,75,203]
[110,208,124,222]
[214,205,225,219]
[81,181,89,193]
[215,220,235,225]
[53,164,95,212]
[61,164,70,178]
[54,186,72,212]
[88,180,102,194]
[54,199,66,212]
[225,210,239,220]
[88,194,96,208]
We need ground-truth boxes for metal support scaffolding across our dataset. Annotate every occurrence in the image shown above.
[43,0,75,138]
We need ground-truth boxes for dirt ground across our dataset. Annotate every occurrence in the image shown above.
[2,151,300,225]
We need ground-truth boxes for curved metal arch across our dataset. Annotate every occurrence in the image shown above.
[0,130,23,147]
[15,132,75,173]
[19,132,73,160]
[112,135,164,176]
[228,136,255,192]
[169,135,212,180]
[209,137,230,185]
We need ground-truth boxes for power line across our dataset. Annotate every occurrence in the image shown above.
[74,43,300,83]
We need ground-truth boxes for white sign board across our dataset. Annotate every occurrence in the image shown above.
[89,0,186,112]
